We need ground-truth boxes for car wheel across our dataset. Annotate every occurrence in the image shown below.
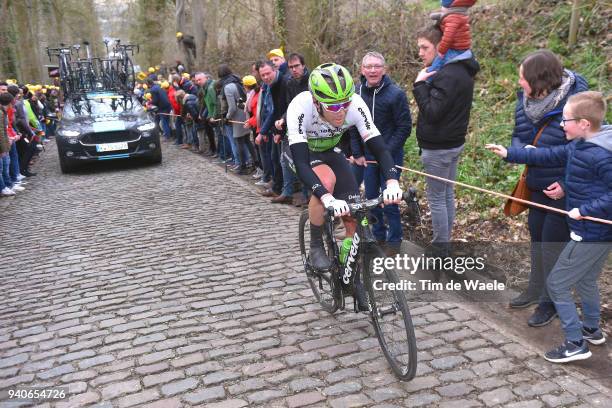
[149,146,162,164]
[59,155,77,174]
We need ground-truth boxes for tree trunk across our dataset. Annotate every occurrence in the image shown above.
[207,0,218,54]
[191,0,208,68]
[176,0,194,71]
[568,0,580,47]
[0,0,19,80]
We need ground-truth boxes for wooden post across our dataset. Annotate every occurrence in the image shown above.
[568,0,580,47]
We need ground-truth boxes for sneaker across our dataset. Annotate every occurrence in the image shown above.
[1,187,15,196]
[528,303,558,327]
[509,291,539,309]
[254,179,269,186]
[582,327,606,345]
[252,168,263,179]
[16,174,25,181]
[544,340,591,363]
[11,185,25,192]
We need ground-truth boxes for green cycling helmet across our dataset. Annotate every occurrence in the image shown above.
[308,63,355,104]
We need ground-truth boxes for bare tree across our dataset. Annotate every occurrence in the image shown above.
[176,0,194,71]
[191,0,208,68]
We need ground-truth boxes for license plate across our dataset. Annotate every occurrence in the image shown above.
[96,142,128,152]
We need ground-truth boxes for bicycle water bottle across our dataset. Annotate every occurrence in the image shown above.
[339,237,353,265]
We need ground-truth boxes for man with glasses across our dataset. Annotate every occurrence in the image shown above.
[274,53,311,206]
[286,63,403,270]
[350,52,412,252]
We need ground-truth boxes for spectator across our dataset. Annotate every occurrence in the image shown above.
[0,92,22,196]
[276,52,311,207]
[351,51,412,251]
[267,48,289,78]
[506,49,588,328]
[166,78,183,146]
[428,0,477,75]
[259,60,289,198]
[243,75,263,177]
[194,72,216,156]
[412,26,480,246]
[218,64,253,174]
[146,78,172,140]
[486,91,611,363]
[8,85,36,177]
[256,61,277,193]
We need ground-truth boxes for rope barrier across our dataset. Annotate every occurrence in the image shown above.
[153,112,245,125]
[363,160,612,226]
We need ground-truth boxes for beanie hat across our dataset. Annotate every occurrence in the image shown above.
[242,75,257,87]
[267,48,284,59]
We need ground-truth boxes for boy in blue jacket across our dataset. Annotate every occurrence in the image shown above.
[486,91,611,363]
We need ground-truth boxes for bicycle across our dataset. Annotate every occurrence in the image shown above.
[298,191,418,381]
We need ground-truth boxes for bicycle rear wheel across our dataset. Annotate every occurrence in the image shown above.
[298,210,340,314]
[365,245,417,381]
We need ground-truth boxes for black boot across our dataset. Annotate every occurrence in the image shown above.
[310,224,331,270]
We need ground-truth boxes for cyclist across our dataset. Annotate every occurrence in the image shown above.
[287,63,403,270]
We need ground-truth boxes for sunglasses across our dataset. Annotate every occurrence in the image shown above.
[320,100,351,112]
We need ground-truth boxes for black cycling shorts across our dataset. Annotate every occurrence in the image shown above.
[284,145,360,202]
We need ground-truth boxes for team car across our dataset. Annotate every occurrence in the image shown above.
[55,92,161,173]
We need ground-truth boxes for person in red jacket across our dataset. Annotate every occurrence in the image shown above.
[243,75,263,177]
[166,77,183,145]
[429,0,477,75]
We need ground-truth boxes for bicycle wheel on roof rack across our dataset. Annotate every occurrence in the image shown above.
[121,57,135,91]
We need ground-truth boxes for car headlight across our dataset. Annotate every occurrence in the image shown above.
[58,129,80,137]
[137,122,156,132]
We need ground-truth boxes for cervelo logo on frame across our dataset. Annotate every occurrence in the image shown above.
[357,107,371,130]
[342,232,361,284]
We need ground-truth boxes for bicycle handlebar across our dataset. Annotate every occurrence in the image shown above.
[325,189,417,218]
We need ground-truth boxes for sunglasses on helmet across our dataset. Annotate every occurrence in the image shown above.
[320,100,351,112]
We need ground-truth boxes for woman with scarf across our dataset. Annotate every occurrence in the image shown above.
[508,49,588,327]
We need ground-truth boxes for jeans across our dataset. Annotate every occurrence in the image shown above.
[428,49,467,73]
[547,241,611,342]
[236,135,255,168]
[225,124,239,165]
[421,144,464,243]
[364,152,403,243]
[174,117,184,145]
[271,140,283,194]
[280,140,297,196]
[215,125,229,160]
[352,163,365,186]
[526,191,570,304]
[9,143,20,183]
[1,154,12,189]
[159,114,171,139]
[261,136,273,182]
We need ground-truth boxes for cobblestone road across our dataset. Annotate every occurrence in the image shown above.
[1,142,611,408]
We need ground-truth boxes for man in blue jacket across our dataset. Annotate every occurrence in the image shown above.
[147,79,172,140]
[351,52,412,250]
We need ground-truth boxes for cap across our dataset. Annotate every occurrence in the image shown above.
[242,75,257,87]
[267,48,284,59]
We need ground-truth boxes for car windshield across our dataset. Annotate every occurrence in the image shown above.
[63,93,143,119]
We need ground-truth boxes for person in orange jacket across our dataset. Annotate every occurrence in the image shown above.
[428,0,477,76]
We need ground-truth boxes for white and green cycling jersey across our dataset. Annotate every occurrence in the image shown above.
[286,91,381,152]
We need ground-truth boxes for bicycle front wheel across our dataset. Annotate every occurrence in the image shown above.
[298,209,340,314]
[365,245,417,381]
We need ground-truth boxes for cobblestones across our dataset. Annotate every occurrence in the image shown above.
[0,143,609,407]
